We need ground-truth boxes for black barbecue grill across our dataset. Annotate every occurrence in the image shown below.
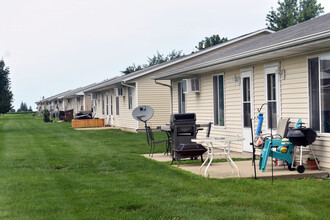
[287,128,317,146]
[75,110,93,119]
[170,113,207,166]
[287,126,319,173]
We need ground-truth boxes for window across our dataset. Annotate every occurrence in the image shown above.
[116,96,119,115]
[265,65,280,130]
[102,93,105,115]
[128,87,133,109]
[106,93,109,115]
[178,81,186,113]
[213,74,225,126]
[309,55,330,133]
[267,73,277,129]
[242,77,251,128]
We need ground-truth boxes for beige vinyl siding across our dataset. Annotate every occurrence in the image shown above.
[172,81,179,114]
[92,87,137,131]
[135,75,171,130]
[176,51,330,170]
[84,94,92,111]
[281,56,309,123]
[112,87,137,131]
[172,71,244,152]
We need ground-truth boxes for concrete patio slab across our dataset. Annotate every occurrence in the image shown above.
[144,151,253,162]
[74,126,119,131]
[144,153,329,179]
[179,160,329,179]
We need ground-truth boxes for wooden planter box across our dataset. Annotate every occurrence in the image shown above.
[72,119,105,128]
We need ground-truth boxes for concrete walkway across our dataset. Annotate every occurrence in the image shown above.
[74,126,119,131]
[144,153,329,179]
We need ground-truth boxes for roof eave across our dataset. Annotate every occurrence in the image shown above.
[155,31,330,80]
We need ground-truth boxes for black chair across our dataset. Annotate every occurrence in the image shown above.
[146,126,169,157]
[206,122,212,137]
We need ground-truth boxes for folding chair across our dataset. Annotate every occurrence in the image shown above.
[146,126,169,157]
[258,118,292,172]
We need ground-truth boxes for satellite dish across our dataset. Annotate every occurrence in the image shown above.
[132,105,154,122]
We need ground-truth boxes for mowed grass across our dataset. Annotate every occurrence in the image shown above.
[0,114,329,219]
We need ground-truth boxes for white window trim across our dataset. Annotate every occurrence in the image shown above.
[213,73,226,128]
[307,54,330,136]
[128,87,133,110]
[264,63,281,131]
[240,67,254,127]
[178,81,186,114]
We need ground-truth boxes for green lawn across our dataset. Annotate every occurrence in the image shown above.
[0,114,329,219]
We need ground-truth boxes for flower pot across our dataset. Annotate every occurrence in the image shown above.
[306,160,319,170]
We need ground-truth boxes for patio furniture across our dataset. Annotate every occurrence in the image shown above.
[259,139,295,172]
[258,118,292,172]
[170,113,207,166]
[64,109,74,122]
[158,125,172,155]
[257,118,291,147]
[146,126,169,157]
[287,125,319,173]
[75,110,93,119]
[192,137,244,177]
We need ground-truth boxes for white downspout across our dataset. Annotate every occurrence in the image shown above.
[154,79,173,115]
[83,94,86,111]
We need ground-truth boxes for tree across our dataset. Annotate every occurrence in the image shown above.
[147,51,168,66]
[147,50,184,67]
[28,106,32,112]
[121,50,184,74]
[0,59,13,115]
[298,0,324,22]
[166,50,184,61]
[266,0,324,31]
[121,63,145,75]
[43,108,51,122]
[195,34,228,51]
[19,101,28,112]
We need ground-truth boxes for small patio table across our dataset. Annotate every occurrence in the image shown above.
[192,137,244,177]
[157,125,172,155]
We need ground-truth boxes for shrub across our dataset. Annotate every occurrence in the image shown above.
[43,109,51,122]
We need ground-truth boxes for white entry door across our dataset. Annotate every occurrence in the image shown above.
[241,69,254,152]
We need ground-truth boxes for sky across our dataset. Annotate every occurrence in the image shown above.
[1,0,330,110]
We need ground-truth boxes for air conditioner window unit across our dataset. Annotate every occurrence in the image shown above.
[91,93,98,100]
[114,88,124,97]
[183,77,200,93]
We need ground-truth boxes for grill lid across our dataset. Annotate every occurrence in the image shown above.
[287,128,317,146]
[171,113,196,123]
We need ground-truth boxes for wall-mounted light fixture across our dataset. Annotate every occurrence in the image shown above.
[233,74,241,86]
[276,69,286,80]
